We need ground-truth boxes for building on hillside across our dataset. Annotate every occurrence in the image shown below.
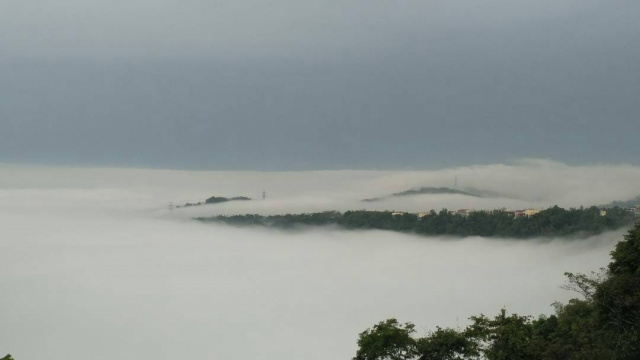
[391,211,406,216]
[514,210,525,219]
[455,209,474,217]
[524,209,540,217]
[600,209,607,217]
[417,212,430,219]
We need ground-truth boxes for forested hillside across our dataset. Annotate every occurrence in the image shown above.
[197,206,633,239]
[353,222,640,359]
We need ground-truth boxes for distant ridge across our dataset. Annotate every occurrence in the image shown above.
[599,195,640,209]
[363,186,481,202]
[197,206,635,239]
[177,195,251,208]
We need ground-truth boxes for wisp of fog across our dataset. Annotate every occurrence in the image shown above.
[0,161,637,359]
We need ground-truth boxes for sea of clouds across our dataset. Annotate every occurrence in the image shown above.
[1,160,638,359]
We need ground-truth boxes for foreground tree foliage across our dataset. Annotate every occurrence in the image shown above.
[1,355,13,360]
[354,319,419,360]
[354,223,640,359]
[198,206,633,239]
[416,327,477,360]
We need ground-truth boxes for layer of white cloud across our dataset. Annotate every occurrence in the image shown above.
[0,161,635,359]
[2,159,639,215]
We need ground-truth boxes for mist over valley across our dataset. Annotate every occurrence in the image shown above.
[2,0,639,356]
[1,161,638,359]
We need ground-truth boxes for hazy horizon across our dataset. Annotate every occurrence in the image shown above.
[3,159,640,210]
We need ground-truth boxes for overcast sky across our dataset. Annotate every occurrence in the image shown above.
[1,0,639,170]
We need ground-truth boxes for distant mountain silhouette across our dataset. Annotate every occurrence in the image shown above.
[177,196,251,208]
[363,187,482,202]
[599,195,640,209]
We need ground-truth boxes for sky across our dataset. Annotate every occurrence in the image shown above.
[0,164,632,360]
[1,0,639,170]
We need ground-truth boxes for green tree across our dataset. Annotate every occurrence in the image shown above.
[593,222,640,358]
[354,319,419,360]
[416,327,478,360]
[467,309,535,360]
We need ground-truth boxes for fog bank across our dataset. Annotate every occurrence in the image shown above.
[0,162,633,359]
[2,159,639,214]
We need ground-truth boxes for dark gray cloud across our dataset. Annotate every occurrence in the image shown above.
[1,0,638,169]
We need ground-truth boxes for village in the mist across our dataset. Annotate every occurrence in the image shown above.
[1,160,639,359]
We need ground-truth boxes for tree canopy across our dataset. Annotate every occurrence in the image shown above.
[198,206,634,239]
[353,222,640,359]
